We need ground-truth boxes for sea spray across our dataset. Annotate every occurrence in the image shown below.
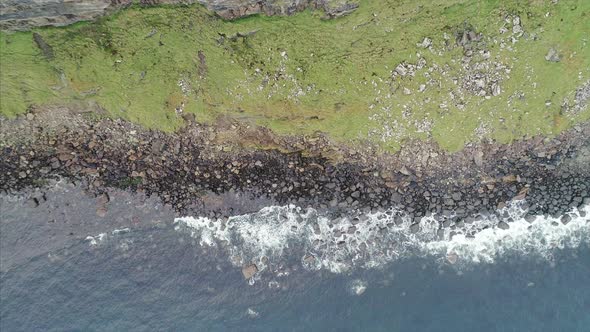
[174,202,590,274]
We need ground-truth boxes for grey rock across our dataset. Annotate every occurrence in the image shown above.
[491,82,501,96]
[545,48,560,62]
[1,0,359,31]
[395,64,408,76]
[498,221,510,230]
[417,37,432,49]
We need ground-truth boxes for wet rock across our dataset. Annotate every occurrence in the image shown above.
[96,206,108,217]
[303,254,316,265]
[26,197,40,208]
[498,221,510,230]
[446,252,458,264]
[97,193,110,205]
[312,223,321,235]
[242,264,258,280]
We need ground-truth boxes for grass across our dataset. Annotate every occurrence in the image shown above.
[1,0,589,151]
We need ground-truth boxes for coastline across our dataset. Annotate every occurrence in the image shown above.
[2,108,589,222]
[2,1,590,330]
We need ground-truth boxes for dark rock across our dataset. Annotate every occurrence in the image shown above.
[498,221,510,230]
[33,33,54,60]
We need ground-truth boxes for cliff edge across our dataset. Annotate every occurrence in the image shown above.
[0,0,358,30]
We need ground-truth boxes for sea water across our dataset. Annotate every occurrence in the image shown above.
[1,185,589,331]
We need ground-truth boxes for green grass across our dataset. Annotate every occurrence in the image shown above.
[1,0,589,151]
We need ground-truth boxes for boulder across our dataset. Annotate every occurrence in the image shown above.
[242,263,258,279]
[545,48,560,62]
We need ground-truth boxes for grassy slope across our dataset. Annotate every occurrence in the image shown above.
[1,0,588,151]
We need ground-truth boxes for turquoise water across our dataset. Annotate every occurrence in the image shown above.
[1,223,589,332]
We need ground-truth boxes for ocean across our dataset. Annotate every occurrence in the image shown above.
[1,182,589,331]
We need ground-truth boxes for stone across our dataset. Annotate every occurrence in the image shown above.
[303,254,316,264]
[545,48,560,62]
[395,64,408,76]
[399,166,411,176]
[446,252,458,264]
[474,150,484,167]
[97,193,110,205]
[96,206,108,217]
[417,37,432,48]
[498,221,510,230]
[242,264,258,279]
[491,83,501,96]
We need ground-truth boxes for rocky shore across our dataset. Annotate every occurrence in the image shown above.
[1,107,589,228]
[0,0,358,30]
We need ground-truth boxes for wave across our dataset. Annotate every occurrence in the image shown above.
[174,201,590,275]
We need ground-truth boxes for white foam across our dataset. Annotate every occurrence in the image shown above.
[85,233,107,247]
[174,202,590,274]
[247,308,259,318]
[112,228,130,235]
[85,227,133,247]
[349,279,368,295]
[425,205,590,265]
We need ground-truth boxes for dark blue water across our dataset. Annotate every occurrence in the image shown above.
[2,185,589,331]
[2,223,589,332]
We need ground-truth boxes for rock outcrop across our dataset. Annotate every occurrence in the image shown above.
[0,0,358,31]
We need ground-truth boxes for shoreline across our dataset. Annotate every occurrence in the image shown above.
[2,108,589,223]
